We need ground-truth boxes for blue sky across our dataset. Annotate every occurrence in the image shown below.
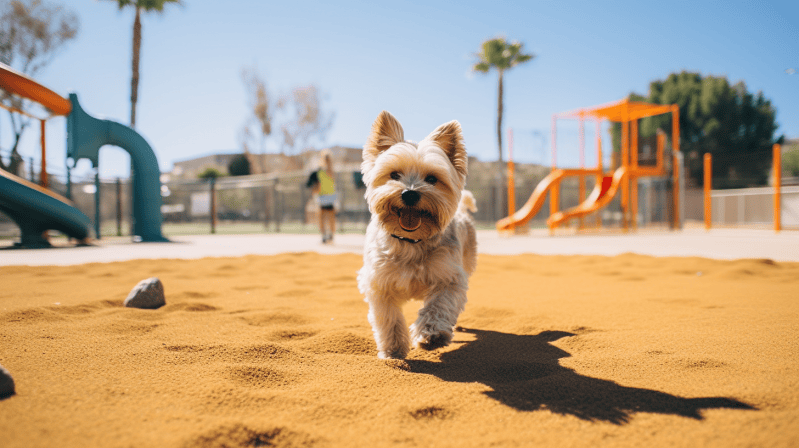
[5,0,798,179]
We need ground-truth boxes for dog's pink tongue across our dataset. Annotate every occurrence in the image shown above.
[399,208,422,231]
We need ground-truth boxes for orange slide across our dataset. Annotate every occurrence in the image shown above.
[547,167,628,230]
[496,169,567,231]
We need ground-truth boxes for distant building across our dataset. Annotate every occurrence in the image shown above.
[169,153,238,180]
[168,146,363,180]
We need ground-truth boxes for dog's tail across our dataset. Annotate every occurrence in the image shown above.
[459,190,478,214]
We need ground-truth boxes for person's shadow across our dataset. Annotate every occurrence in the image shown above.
[407,328,755,424]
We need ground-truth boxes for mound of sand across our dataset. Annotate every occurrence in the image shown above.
[1,252,797,447]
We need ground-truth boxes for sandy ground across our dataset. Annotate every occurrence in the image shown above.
[1,230,798,447]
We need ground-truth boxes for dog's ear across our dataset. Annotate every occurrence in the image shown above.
[425,120,467,179]
[362,111,404,173]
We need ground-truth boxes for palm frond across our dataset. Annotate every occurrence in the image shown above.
[472,36,535,73]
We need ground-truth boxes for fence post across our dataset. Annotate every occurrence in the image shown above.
[94,171,101,240]
[672,152,682,230]
[261,180,272,232]
[273,178,281,233]
[40,119,48,188]
[66,163,72,200]
[336,171,344,233]
[210,177,217,234]
[300,174,308,226]
[704,153,712,230]
[116,178,123,236]
[774,143,781,233]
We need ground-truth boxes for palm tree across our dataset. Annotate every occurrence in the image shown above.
[472,37,534,166]
[108,0,181,128]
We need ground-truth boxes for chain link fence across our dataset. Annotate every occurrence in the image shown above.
[705,186,799,229]
[2,158,678,240]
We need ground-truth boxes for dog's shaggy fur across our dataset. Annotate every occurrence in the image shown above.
[357,111,477,359]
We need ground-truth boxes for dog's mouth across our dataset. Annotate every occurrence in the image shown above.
[398,207,422,232]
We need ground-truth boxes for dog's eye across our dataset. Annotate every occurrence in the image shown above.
[390,171,401,181]
[424,175,438,185]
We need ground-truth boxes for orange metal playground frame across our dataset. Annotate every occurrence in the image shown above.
[498,98,680,233]
[0,62,73,189]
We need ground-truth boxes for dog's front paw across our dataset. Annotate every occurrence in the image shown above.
[378,346,409,360]
[410,323,453,350]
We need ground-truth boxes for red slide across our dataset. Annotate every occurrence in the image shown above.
[547,167,628,230]
[497,169,567,231]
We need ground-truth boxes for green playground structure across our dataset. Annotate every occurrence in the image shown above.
[0,62,167,247]
[67,93,168,242]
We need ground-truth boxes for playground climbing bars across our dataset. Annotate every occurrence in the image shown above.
[499,98,681,234]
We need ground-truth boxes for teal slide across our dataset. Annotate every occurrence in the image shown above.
[0,62,167,246]
[0,169,91,248]
[67,94,167,242]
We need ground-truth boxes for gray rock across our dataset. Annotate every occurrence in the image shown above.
[124,277,165,309]
[0,364,14,399]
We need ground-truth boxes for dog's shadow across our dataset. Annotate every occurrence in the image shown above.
[407,328,755,424]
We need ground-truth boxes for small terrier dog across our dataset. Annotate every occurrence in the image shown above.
[357,111,477,359]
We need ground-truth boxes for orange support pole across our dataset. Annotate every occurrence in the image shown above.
[774,143,781,233]
[631,119,638,168]
[673,153,680,229]
[631,119,639,230]
[671,105,681,229]
[578,118,585,229]
[673,107,680,154]
[621,119,629,230]
[621,120,628,170]
[596,120,603,172]
[704,153,712,230]
[39,119,47,188]
[507,128,515,231]
[596,120,603,228]
[507,161,515,231]
[550,183,560,228]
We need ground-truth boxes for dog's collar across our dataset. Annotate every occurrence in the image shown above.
[390,234,422,244]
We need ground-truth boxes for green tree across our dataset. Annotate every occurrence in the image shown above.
[636,71,779,188]
[106,0,181,128]
[227,153,251,176]
[197,166,224,179]
[0,0,78,174]
[472,37,534,166]
[783,146,799,177]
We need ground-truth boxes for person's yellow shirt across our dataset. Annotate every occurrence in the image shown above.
[318,169,335,195]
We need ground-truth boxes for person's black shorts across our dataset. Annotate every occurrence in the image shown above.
[320,205,334,211]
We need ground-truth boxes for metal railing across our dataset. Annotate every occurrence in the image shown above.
[710,186,799,229]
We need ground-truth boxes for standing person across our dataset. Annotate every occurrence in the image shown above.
[306,149,337,243]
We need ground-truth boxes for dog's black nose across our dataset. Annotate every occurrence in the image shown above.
[401,189,421,206]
